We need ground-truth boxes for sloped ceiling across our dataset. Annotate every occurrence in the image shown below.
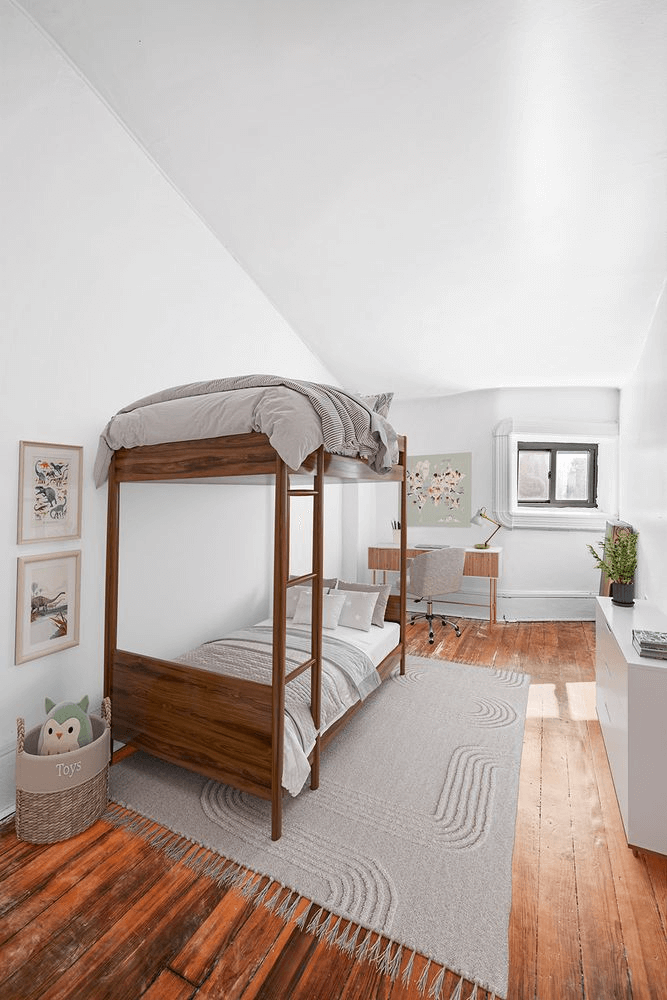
[18,0,667,398]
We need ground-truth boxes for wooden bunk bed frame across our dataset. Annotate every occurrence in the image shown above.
[104,430,408,839]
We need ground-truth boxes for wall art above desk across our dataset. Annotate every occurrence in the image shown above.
[406,452,471,528]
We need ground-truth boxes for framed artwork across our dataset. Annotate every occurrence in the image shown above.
[17,441,83,543]
[15,550,81,664]
[406,452,472,527]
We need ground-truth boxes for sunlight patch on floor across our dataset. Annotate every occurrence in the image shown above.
[526,681,598,720]
[526,683,559,718]
[565,681,597,721]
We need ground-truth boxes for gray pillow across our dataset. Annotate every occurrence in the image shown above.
[293,590,346,629]
[338,590,380,632]
[336,581,392,628]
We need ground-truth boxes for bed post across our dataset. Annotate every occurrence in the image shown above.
[271,457,289,840]
[399,437,408,675]
[310,446,325,790]
[104,458,120,700]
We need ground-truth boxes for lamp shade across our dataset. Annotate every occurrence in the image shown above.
[471,506,502,548]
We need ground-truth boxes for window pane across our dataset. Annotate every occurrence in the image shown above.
[518,450,550,501]
[555,451,589,501]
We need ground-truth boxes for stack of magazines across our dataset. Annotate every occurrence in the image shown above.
[632,629,667,659]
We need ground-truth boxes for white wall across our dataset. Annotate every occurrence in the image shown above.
[0,4,338,814]
[619,283,667,616]
[377,387,620,621]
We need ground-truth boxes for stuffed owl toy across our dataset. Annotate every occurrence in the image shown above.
[38,696,93,755]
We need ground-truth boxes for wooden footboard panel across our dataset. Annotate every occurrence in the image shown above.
[111,649,275,800]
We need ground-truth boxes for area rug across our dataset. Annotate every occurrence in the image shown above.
[107,656,530,998]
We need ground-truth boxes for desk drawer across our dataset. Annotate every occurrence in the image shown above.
[463,550,500,578]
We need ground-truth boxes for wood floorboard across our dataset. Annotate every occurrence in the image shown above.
[140,969,197,1000]
[1,619,665,1000]
[535,719,583,1000]
[507,713,541,1000]
[567,723,629,999]
[169,878,257,985]
[39,852,218,1000]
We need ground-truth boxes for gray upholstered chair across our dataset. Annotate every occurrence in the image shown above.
[406,547,466,643]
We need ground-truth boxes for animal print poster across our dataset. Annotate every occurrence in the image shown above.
[17,441,82,543]
[406,452,471,527]
[16,550,81,663]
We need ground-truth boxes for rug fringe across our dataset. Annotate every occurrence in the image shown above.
[102,802,501,999]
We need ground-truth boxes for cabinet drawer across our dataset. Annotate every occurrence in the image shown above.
[595,610,627,698]
[597,694,629,830]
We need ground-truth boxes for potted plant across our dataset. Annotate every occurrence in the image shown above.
[587,528,638,607]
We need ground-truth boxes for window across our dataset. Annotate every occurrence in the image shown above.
[517,442,598,508]
[493,418,617,531]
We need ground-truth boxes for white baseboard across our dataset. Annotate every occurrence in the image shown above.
[497,593,595,621]
[0,740,16,821]
[415,589,596,622]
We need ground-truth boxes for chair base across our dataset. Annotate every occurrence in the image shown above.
[409,602,462,644]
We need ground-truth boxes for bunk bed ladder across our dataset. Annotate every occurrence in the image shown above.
[272,446,325,841]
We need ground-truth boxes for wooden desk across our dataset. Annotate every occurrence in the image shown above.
[368,546,501,623]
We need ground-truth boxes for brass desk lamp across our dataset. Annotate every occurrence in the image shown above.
[471,507,502,549]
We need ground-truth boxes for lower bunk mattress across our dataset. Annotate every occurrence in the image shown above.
[175,619,400,795]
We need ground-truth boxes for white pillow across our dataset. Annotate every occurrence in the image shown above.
[286,579,336,617]
[286,585,311,618]
[338,590,380,632]
[293,590,347,630]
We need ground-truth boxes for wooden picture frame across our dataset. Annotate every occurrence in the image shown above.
[15,550,81,664]
[17,441,83,544]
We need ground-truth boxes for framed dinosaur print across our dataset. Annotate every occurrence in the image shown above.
[15,550,81,664]
[17,441,83,544]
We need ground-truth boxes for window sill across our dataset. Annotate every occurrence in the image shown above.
[500,506,611,531]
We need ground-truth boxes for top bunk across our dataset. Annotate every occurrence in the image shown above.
[94,375,406,486]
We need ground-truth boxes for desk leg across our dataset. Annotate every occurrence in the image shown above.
[490,578,497,624]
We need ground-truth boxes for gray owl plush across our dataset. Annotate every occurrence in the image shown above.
[38,695,93,755]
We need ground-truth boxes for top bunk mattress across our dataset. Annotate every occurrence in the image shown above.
[94,375,398,485]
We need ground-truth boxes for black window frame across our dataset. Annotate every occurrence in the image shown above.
[517,441,598,508]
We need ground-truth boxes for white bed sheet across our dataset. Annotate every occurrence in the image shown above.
[255,617,400,668]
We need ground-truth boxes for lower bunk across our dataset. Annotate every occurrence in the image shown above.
[108,612,402,839]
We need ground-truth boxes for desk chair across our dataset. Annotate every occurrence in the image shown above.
[407,547,465,642]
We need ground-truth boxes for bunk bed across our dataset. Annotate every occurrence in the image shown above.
[97,376,409,839]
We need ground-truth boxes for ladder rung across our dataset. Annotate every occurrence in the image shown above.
[286,573,317,588]
[286,658,316,683]
[288,489,319,497]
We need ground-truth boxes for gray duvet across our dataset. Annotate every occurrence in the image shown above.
[94,375,398,486]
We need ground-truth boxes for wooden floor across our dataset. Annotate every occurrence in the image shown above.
[1,620,665,1000]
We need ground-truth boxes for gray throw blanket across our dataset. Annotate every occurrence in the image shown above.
[177,624,381,757]
[212,625,381,702]
[94,375,398,483]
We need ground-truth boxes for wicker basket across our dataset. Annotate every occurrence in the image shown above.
[15,697,111,844]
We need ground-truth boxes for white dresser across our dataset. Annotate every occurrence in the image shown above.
[595,597,667,855]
